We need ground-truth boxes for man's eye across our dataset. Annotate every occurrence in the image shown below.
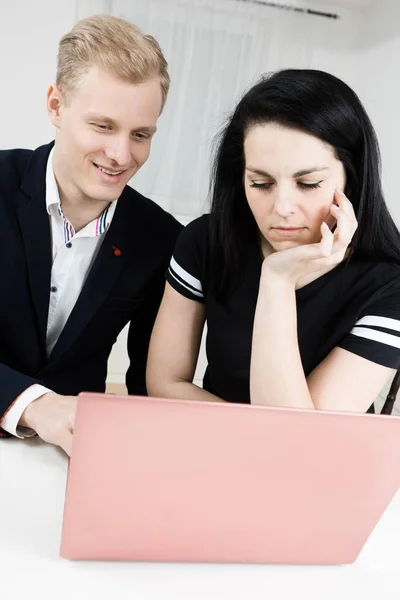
[133,132,149,140]
[92,123,111,131]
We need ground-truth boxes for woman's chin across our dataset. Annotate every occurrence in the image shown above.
[268,239,304,252]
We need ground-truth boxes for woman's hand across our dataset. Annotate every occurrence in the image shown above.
[261,190,358,287]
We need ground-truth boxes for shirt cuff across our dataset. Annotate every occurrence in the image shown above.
[1,385,53,438]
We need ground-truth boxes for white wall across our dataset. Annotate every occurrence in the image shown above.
[356,0,400,226]
[0,1,76,150]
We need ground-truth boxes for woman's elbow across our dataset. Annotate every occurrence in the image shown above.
[146,365,192,399]
[146,363,163,397]
[146,363,176,398]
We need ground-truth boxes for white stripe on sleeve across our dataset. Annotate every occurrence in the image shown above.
[168,268,203,298]
[170,256,203,294]
[354,315,400,333]
[350,326,400,349]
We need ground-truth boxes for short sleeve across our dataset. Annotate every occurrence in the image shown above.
[166,215,209,303]
[338,274,400,369]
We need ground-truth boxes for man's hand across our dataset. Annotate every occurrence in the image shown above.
[19,392,77,456]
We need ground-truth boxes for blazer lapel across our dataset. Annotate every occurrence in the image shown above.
[49,187,134,361]
[15,145,160,363]
[17,144,54,345]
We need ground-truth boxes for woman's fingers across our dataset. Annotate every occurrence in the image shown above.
[335,189,356,219]
[319,222,334,257]
[325,190,357,260]
[332,190,357,243]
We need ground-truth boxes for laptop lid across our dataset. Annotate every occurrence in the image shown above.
[60,393,400,564]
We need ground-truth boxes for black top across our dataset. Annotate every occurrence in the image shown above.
[167,215,400,404]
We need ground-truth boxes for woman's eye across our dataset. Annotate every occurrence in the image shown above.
[249,180,323,191]
[249,181,273,189]
[297,181,322,190]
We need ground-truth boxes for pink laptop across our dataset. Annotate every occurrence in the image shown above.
[60,393,400,564]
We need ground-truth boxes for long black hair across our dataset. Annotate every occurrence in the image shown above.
[209,68,400,300]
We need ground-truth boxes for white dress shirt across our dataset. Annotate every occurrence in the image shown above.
[1,148,118,437]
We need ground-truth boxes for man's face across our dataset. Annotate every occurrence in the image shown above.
[48,65,163,204]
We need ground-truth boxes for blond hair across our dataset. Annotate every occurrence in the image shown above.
[56,14,170,109]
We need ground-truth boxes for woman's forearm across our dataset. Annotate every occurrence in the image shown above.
[250,272,314,409]
[148,380,223,403]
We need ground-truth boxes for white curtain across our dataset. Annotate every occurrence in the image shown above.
[76,0,359,220]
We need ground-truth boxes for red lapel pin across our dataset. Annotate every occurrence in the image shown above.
[112,246,122,256]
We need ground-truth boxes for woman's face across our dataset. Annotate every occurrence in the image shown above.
[243,123,346,256]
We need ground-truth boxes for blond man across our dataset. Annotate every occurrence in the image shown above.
[0,15,182,454]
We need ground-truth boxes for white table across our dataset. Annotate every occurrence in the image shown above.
[1,438,400,600]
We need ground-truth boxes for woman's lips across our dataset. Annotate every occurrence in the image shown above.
[272,227,306,237]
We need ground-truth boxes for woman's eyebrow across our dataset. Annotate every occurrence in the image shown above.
[245,166,329,177]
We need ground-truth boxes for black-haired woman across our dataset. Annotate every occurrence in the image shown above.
[147,69,400,413]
